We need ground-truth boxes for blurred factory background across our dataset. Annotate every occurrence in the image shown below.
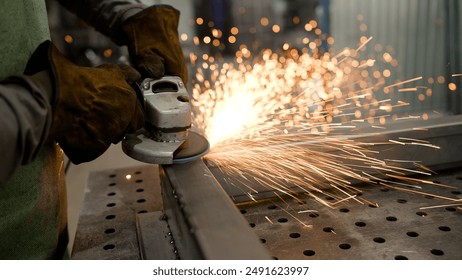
[43,0,462,253]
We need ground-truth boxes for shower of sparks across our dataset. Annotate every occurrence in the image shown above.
[187,20,456,211]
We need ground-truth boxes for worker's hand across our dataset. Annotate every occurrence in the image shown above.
[120,5,188,84]
[26,41,144,164]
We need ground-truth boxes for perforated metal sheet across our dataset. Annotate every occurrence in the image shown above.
[71,165,160,260]
[237,169,462,260]
[73,164,461,260]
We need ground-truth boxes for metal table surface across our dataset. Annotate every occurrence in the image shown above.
[71,161,462,260]
[236,168,462,260]
[71,164,161,260]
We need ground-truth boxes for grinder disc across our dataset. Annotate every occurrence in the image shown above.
[172,131,210,164]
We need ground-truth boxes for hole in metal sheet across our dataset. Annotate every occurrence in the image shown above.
[109,174,116,178]
[323,227,334,233]
[355,221,366,227]
[373,237,386,243]
[105,214,116,220]
[339,243,351,250]
[438,226,451,232]
[136,179,143,183]
[268,205,277,210]
[107,192,116,196]
[240,209,247,214]
[278,218,288,223]
[397,199,407,204]
[395,255,408,260]
[108,183,116,186]
[249,223,256,228]
[339,208,350,213]
[303,250,316,256]
[138,210,147,214]
[106,203,116,207]
[260,239,266,243]
[272,256,279,260]
[430,249,444,256]
[451,191,461,195]
[103,244,115,250]
[135,171,142,175]
[136,188,144,192]
[137,199,146,203]
[289,233,301,238]
[407,231,419,237]
[104,228,115,234]
[445,207,457,212]
[416,211,428,217]
[386,216,398,222]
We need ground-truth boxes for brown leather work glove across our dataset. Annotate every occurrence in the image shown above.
[25,41,144,164]
[120,5,188,84]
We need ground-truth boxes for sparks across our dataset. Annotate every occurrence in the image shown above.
[188,22,451,208]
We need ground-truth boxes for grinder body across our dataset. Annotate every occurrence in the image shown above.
[122,76,209,164]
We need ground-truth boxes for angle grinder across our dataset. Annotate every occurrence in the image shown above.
[122,76,209,164]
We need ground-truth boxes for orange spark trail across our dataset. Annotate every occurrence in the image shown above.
[189,30,452,207]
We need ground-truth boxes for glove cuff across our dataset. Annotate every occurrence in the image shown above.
[23,40,59,108]
[24,40,78,142]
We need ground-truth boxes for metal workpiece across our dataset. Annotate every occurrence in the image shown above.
[159,160,272,260]
[136,211,178,260]
[351,114,462,170]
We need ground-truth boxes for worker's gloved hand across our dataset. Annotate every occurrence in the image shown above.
[120,5,188,84]
[25,41,144,164]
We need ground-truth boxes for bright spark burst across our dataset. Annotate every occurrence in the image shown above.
[189,29,453,208]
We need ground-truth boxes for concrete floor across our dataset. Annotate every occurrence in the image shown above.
[65,143,150,254]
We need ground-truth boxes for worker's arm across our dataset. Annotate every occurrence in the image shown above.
[55,0,146,44]
[0,71,54,183]
[57,0,188,83]
[0,41,144,183]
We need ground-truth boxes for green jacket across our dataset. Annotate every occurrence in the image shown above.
[0,0,145,259]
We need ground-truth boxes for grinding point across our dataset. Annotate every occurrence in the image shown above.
[172,131,210,164]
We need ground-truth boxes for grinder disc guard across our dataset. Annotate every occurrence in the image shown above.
[122,130,209,165]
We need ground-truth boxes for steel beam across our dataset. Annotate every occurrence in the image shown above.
[158,160,272,259]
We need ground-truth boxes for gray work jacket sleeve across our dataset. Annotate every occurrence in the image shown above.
[56,0,147,44]
[0,71,54,183]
